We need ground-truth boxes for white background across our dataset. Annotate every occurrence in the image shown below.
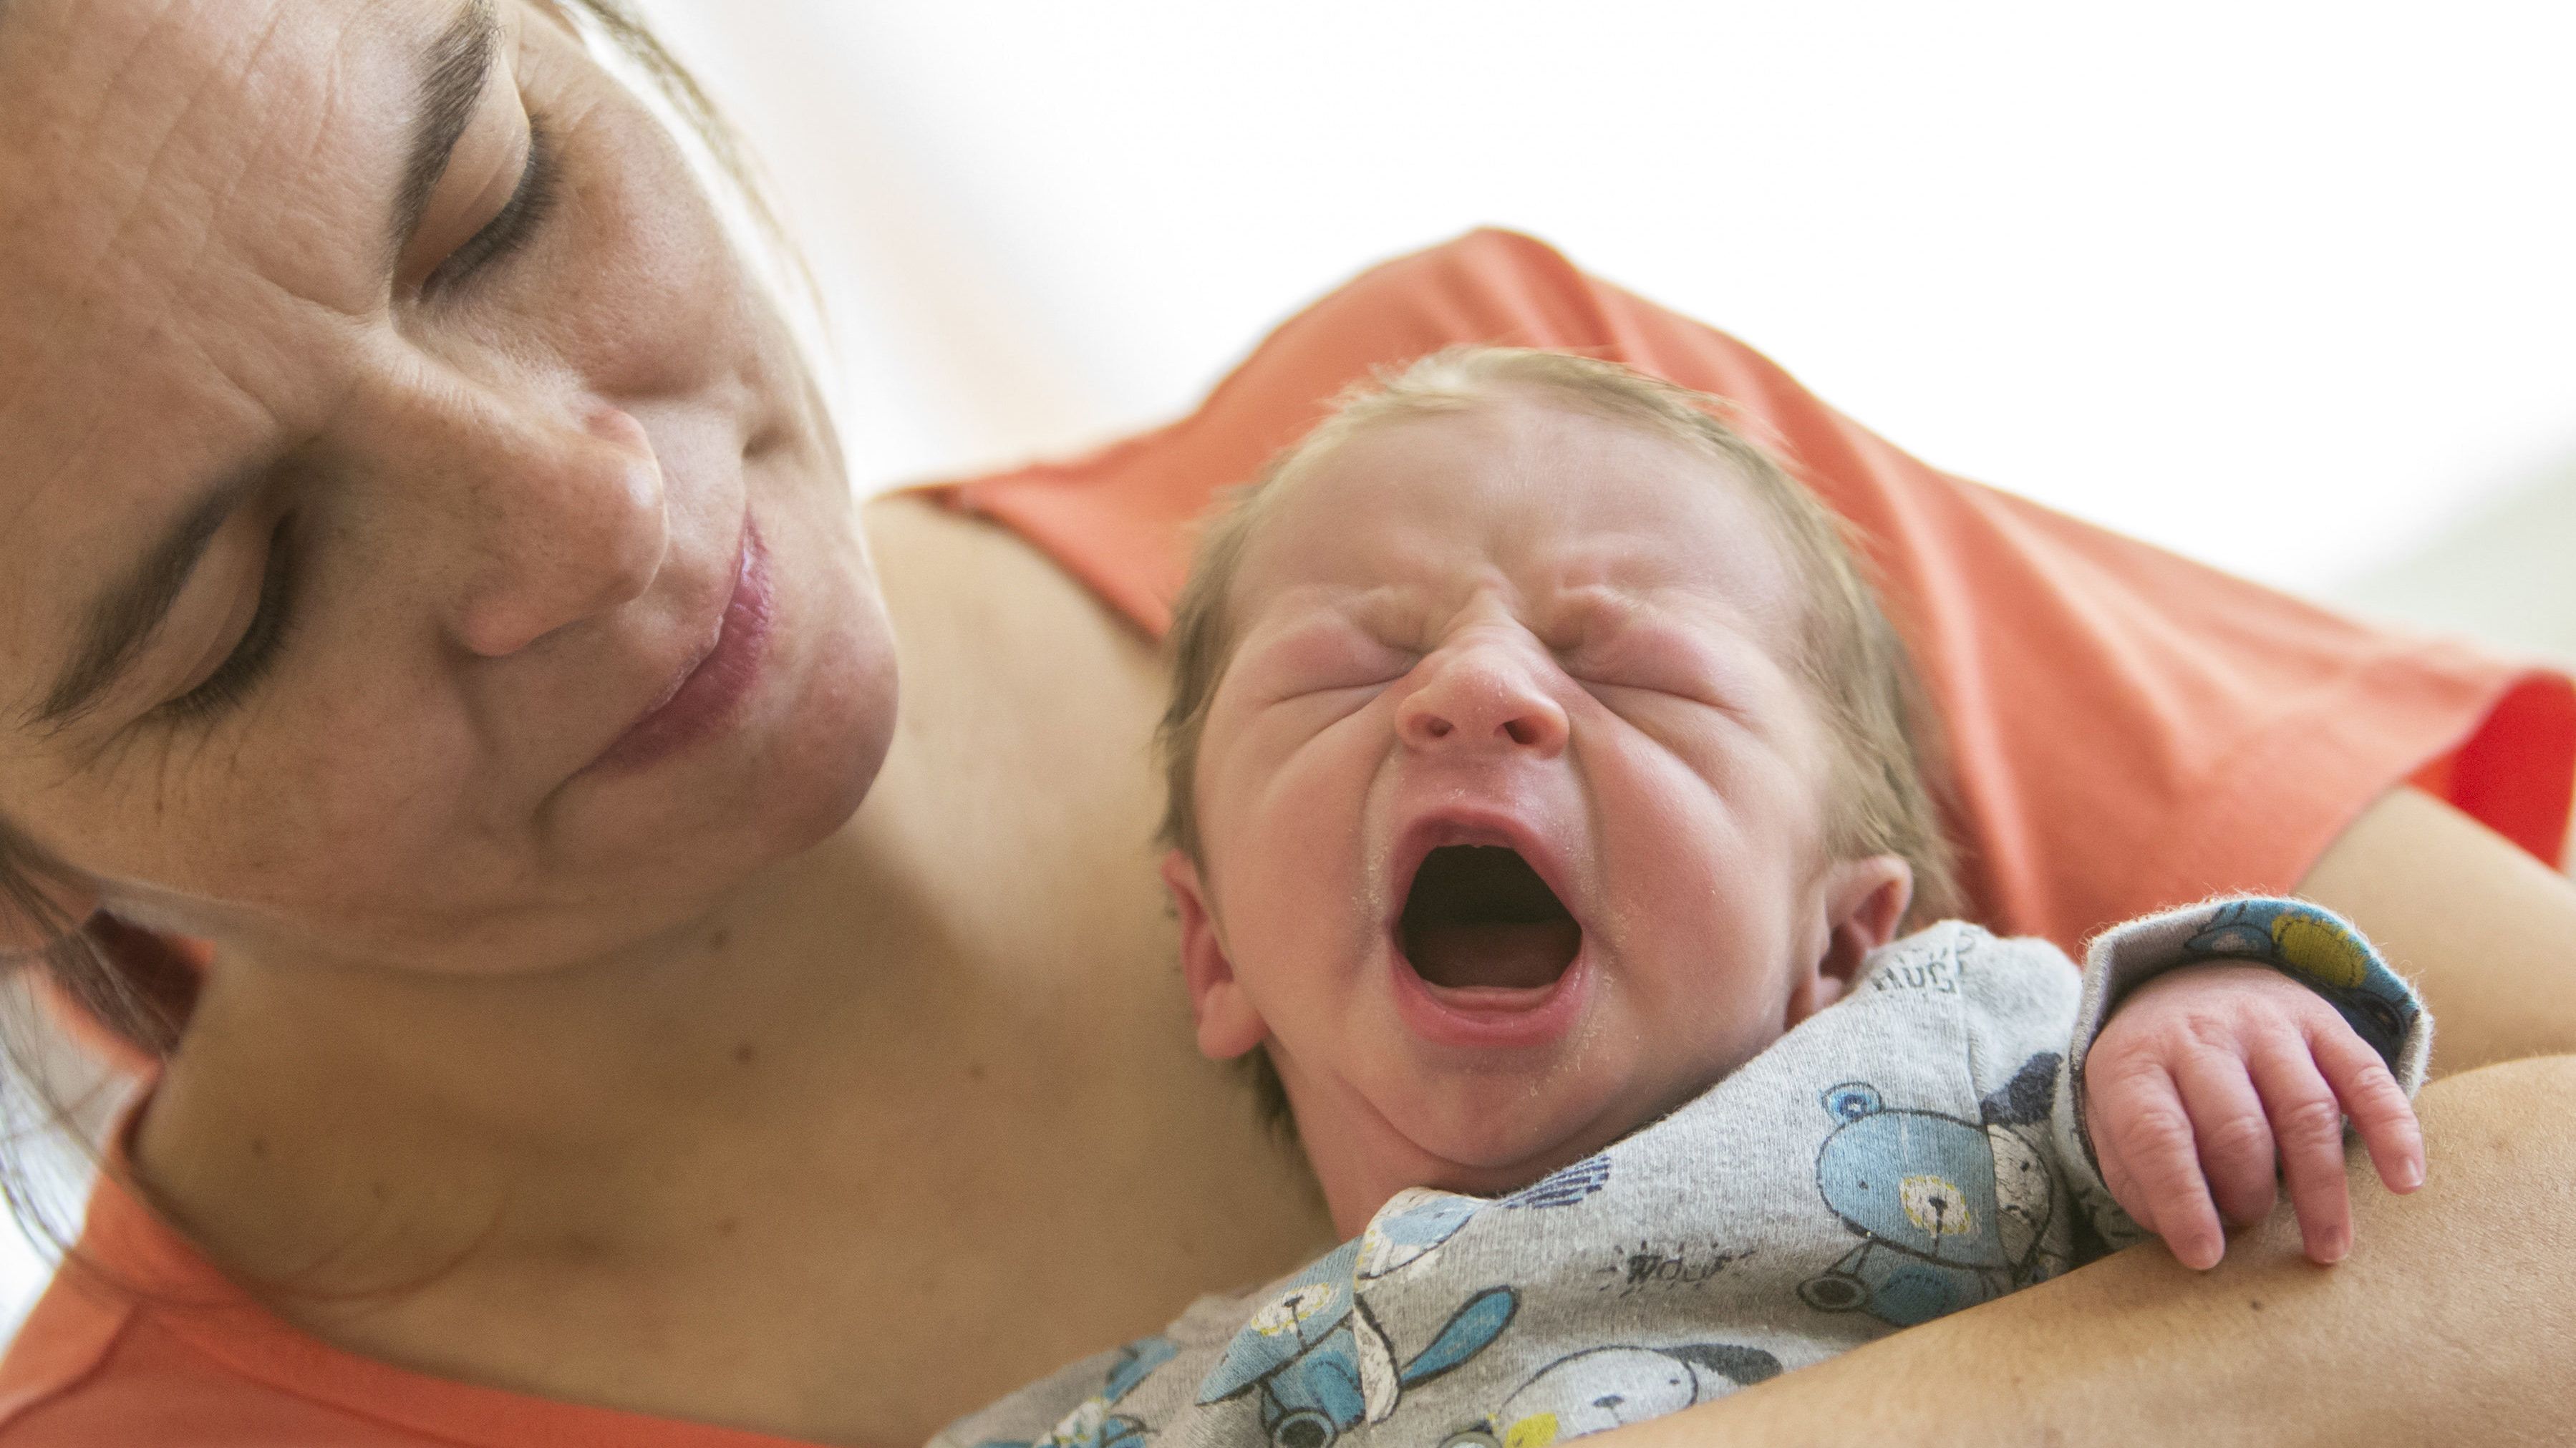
[7,0,2572,1331]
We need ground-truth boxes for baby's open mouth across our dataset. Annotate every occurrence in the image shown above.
[1400,845,1582,990]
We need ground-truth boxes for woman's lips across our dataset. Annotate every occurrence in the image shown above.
[591,520,773,775]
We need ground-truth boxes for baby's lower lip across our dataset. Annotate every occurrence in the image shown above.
[1388,938,1592,1051]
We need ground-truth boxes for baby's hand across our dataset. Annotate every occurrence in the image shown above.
[2083,961,2424,1270]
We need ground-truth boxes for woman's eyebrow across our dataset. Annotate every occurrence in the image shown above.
[30,465,266,732]
[21,6,505,734]
[389,0,501,263]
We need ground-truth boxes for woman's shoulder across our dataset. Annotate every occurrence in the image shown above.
[858,492,1170,870]
[855,490,1175,948]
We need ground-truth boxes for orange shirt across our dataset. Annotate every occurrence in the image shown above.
[4,228,2567,1444]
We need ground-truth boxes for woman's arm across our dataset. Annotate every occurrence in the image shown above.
[1604,788,2576,1446]
[1608,1054,2576,1447]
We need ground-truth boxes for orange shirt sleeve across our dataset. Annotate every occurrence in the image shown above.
[932,228,2575,952]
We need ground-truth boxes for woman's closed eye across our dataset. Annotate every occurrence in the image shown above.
[139,112,563,727]
[159,518,300,724]
[423,114,561,298]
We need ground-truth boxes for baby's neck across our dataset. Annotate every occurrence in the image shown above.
[1298,1066,1737,1239]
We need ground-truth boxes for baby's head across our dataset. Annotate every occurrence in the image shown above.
[1158,348,1955,1232]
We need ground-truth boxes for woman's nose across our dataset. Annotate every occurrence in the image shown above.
[1396,641,1570,758]
[450,403,670,659]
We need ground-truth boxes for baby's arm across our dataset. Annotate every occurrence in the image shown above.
[2076,902,2430,1270]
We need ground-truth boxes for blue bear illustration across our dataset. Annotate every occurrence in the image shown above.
[1798,1056,2066,1328]
[1198,1235,1518,1448]
[2184,900,2415,1065]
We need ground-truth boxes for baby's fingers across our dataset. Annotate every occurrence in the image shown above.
[2170,1048,2281,1230]
[2090,1061,2225,1270]
[2246,1040,2355,1265]
[2310,1024,2425,1195]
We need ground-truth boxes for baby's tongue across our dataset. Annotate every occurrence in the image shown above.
[1406,919,1584,991]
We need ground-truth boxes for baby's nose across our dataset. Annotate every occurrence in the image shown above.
[1396,643,1569,757]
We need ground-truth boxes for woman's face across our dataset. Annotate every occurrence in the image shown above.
[0,0,898,973]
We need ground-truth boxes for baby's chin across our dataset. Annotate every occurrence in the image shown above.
[1329,1080,1650,1228]
[1420,1133,1614,1196]
[1320,1036,1778,1232]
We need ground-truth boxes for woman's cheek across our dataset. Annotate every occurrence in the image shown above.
[548,215,737,399]
[493,54,750,403]
[189,687,475,895]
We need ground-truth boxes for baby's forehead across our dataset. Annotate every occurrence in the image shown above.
[1236,399,1808,625]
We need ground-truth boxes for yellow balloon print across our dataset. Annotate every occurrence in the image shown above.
[2271,913,2369,990]
[1504,1412,1561,1448]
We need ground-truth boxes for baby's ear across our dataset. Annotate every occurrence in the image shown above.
[1161,850,1269,1060]
[1786,854,1915,1027]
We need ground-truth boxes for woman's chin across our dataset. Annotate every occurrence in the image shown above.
[556,564,899,909]
[757,608,901,849]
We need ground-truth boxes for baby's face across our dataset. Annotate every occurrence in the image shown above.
[1171,395,1909,1230]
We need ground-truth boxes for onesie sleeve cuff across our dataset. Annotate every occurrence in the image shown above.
[2064,897,2431,1177]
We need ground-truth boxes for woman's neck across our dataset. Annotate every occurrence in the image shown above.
[129,807,951,1361]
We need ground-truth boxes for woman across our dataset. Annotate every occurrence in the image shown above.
[0,2,2570,1444]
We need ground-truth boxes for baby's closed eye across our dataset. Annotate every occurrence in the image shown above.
[1548,596,1765,709]
[1237,617,1418,705]
[1561,628,1758,723]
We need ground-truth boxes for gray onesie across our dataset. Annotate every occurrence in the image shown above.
[935,897,2427,1448]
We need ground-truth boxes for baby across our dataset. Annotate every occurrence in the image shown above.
[940,349,2429,1448]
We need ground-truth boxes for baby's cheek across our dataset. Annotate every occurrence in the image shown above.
[1579,749,1811,1053]
[1582,743,1746,913]
[1200,739,1372,922]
